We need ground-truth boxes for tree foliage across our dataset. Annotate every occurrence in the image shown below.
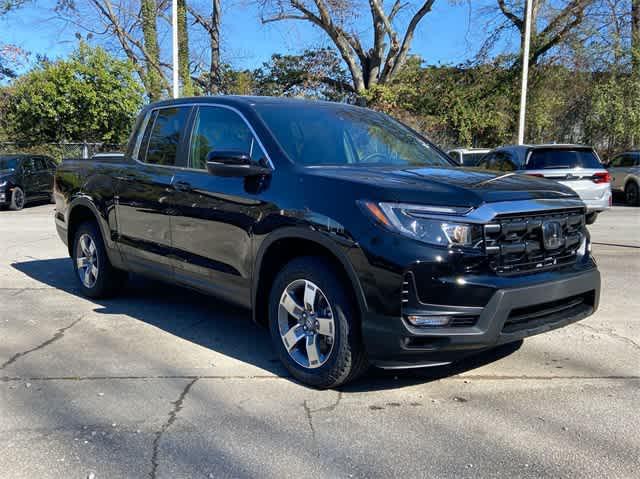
[3,44,143,144]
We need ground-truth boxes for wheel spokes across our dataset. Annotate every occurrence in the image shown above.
[80,236,92,257]
[282,325,305,351]
[315,317,334,338]
[303,280,317,312]
[280,291,304,320]
[306,335,321,367]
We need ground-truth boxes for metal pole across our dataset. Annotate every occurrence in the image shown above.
[518,0,533,145]
[172,0,179,99]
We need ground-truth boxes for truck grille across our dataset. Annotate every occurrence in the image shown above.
[484,209,585,275]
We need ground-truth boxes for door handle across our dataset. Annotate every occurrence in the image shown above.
[172,180,192,192]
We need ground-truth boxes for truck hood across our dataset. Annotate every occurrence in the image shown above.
[303,165,578,208]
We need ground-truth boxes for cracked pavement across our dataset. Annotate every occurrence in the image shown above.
[0,204,638,478]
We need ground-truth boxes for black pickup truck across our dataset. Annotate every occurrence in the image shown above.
[54,96,600,388]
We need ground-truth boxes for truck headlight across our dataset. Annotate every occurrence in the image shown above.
[0,180,6,189]
[360,201,483,248]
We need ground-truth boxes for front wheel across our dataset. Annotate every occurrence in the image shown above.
[625,181,639,206]
[72,221,126,298]
[9,187,25,211]
[268,257,368,389]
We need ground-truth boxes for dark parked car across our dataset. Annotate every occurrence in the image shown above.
[0,154,57,210]
[54,97,600,388]
[477,145,611,224]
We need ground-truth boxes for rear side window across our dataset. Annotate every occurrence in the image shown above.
[526,149,602,170]
[144,107,190,166]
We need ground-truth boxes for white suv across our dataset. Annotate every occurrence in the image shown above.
[478,144,611,224]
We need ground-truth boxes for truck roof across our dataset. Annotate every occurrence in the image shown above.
[142,95,361,112]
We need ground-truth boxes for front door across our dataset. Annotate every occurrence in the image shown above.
[115,106,192,277]
[19,158,38,199]
[169,105,273,307]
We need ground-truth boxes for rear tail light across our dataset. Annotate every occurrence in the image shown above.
[592,172,610,184]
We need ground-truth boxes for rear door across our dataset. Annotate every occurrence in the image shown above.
[524,148,607,202]
[115,105,192,277]
[168,104,273,307]
[33,157,51,198]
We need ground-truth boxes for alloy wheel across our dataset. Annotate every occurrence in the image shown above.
[76,233,99,288]
[14,188,24,209]
[278,279,335,369]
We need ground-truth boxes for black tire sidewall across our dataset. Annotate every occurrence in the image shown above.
[626,182,639,206]
[72,221,116,298]
[268,257,362,388]
[10,187,25,211]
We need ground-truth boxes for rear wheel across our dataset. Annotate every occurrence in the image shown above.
[585,212,598,225]
[9,187,25,211]
[268,257,368,389]
[625,181,639,206]
[72,221,126,298]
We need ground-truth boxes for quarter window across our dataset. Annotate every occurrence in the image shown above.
[144,107,190,166]
[189,107,266,170]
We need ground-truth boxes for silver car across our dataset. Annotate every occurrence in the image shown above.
[447,148,491,166]
[607,151,640,206]
[477,144,611,224]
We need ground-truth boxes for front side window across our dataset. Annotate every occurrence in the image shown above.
[189,106,266,170]
[34,158,46,170]
[255,104,452,167]
[144,107,190,166]
[0,157,18,170]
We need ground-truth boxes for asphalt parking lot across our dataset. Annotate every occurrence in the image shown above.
[1,204,639,478]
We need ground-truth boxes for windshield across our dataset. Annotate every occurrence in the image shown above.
[0,157,18,170]
[526,149,602,170]
[255,104,453,167]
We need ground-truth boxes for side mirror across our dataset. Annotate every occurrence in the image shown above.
[206,150,271,178]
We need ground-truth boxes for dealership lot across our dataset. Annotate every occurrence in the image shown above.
[1,205,638,478]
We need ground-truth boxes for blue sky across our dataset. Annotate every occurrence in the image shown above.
[1,0,516,73]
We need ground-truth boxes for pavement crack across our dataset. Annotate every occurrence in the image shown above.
[149,378,198,479]
[0,315,84,370]
[303,400,320,459]
[309,391,343,414]
[576,323,640,353]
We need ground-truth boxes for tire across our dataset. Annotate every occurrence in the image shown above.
[625,181,640,206]
[268,256,368,389]
[585,212,598,225]
[9,187,25,211]
[71,220,127,298]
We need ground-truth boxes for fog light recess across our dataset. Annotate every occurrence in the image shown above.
[406,315,451,327]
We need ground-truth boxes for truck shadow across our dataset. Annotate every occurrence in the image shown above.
[12,257,523,391]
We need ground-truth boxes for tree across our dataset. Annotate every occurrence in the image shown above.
[188,0,221,94]
[177,0,193,95]
[56,0,169,99]
[633,0,639,79]
[5,44,143,144]
[494,0,593,67]
[0,0,29,80]
[260,0,437,98]
[254,48,352,100]
[140,0,164,100]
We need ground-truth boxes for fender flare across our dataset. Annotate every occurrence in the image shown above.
[252,227,368,323]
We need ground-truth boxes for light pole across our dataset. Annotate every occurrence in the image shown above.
[518,0,533,145]
[172,0,179,99]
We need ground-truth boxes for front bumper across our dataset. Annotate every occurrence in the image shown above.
[362,267,600,368]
